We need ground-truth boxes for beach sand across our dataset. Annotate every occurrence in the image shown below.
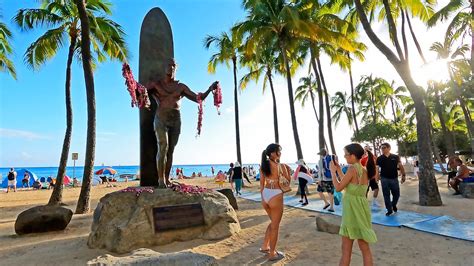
[0,174,473,265]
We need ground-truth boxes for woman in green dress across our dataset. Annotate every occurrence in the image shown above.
[330,143,377,266]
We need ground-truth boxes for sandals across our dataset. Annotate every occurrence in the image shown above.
[259,248,270,254]
[268,251,285,261]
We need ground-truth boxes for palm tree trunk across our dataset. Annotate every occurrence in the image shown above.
[434,92,455,157]
[471,2,474,74]
[280,43,303,159]
[348,63,359,134]
[75,0,96,214]
[310,52,325,151]
[316,57,336,155]
[267,71,279,143]
[405,10,427,64]
[458,98,474,152]
[232,57,242,164]
[354,0,442,206]
[49,37,76,205]
[310,92,319,123]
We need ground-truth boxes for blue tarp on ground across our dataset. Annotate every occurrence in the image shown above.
[404,215,474,242]
[239,191,474,241]
[1,169,38,188]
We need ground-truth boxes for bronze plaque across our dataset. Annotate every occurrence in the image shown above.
[153,203,204,233]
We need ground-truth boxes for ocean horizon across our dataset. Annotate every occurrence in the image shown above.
[0,163,318,182]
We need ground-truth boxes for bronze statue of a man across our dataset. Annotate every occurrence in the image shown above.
[146,58,217,188]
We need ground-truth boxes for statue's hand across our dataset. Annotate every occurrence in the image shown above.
[209,81,219,91]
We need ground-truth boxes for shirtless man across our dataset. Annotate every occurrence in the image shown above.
[449,157,473,195]
[146,58,217,188]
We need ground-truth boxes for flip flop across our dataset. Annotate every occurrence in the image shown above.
[268,251,285,261]
[323,203,330,210]
[259,248,270,254]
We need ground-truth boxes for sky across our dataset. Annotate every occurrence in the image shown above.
[0,0,451,167]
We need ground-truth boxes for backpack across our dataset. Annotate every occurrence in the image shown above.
[7,171,15,180]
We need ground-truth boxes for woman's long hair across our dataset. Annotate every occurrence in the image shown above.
[344,143,376,179]
[261,143,282,176]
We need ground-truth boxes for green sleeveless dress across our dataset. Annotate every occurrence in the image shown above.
[339,163,377,243]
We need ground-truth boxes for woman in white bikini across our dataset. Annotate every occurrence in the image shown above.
[259,143,291,261]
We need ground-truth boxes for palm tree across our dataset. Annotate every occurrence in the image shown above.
[331,91,354,133]
[352,0,442,206]
[428,0,473,73]
[0,14,16,79]
[204,31,242,164]
[14,0,128,207]
[430,32,474,153]
[234,0,355,159]
[355,75,390,125]
[295,75,328,150]
[239,42,280,143]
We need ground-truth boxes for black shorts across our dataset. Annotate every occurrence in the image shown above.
[368,178,379,191]
[317,181,334,194]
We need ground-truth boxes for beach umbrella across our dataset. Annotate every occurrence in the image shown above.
[63,175,71,186]
[1,169,38,188]
[95,167,117,175]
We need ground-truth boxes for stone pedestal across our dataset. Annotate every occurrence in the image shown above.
[88,188,240,253]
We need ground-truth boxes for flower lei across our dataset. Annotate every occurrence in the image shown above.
[120,186,155,197]
[196,93,203,136]
[170,182,211,194]
[122,62,150,109]
[196,82,223,136]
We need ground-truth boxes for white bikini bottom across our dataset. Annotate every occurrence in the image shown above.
[262,188,282,203]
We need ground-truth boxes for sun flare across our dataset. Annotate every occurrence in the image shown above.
[414,59,450,87]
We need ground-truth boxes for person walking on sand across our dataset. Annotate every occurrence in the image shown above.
[361,146,380,207]
[7,168,17,193]
[211,166,215,176]
[330,143,377,266]
[317,148,335,212]
[230,162,243,195]
[376,143,406,216]
[294,159,312,205]
[259,143,291,261]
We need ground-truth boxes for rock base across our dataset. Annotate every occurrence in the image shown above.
[459,182,474,198]
[316,216,340,234]
[88,187,240,253]
[15,205,73,235]
[87,248,217,266]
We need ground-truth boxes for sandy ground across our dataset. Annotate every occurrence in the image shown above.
[0,174,473,265]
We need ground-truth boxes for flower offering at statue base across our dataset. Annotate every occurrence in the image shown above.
[120,186,155,197]
[171,182,211,194]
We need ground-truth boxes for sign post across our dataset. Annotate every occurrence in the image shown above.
[72,153,79,180]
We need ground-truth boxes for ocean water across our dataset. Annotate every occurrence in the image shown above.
[0,163,316,182]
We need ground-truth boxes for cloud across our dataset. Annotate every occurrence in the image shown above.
[0,128,50,140]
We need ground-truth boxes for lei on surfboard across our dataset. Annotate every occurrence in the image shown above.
[121,62,223,136]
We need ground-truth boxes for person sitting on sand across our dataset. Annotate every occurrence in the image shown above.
[449,157,473,195]
[191,172,197,178]
[72,177,80,187]
[32,180,42,190]
[100,176,112,187]
[259,143,291,261]
[330,143,377,266]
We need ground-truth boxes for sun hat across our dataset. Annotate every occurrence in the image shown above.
[234,161,241,167]
[317,148,327,155]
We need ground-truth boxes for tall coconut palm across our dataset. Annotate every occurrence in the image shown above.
[295,75,328,150]
[0,14,16,79]
[331,91,354,132]
[352,0,442,206]
[430,33,474,153]
[239,42,281,143]
[14,0,129,207]
[428,0,473,73]
[234,0,354,159]
[73,0,99,213]
[204,31,242,164]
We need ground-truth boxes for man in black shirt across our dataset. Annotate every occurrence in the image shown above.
[376,143,406,216]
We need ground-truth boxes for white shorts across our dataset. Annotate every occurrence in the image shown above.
[8,180,16,186]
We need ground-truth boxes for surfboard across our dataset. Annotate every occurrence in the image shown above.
[139,8,174,186]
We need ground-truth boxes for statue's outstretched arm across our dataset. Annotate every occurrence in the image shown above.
[182,82,217,103]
